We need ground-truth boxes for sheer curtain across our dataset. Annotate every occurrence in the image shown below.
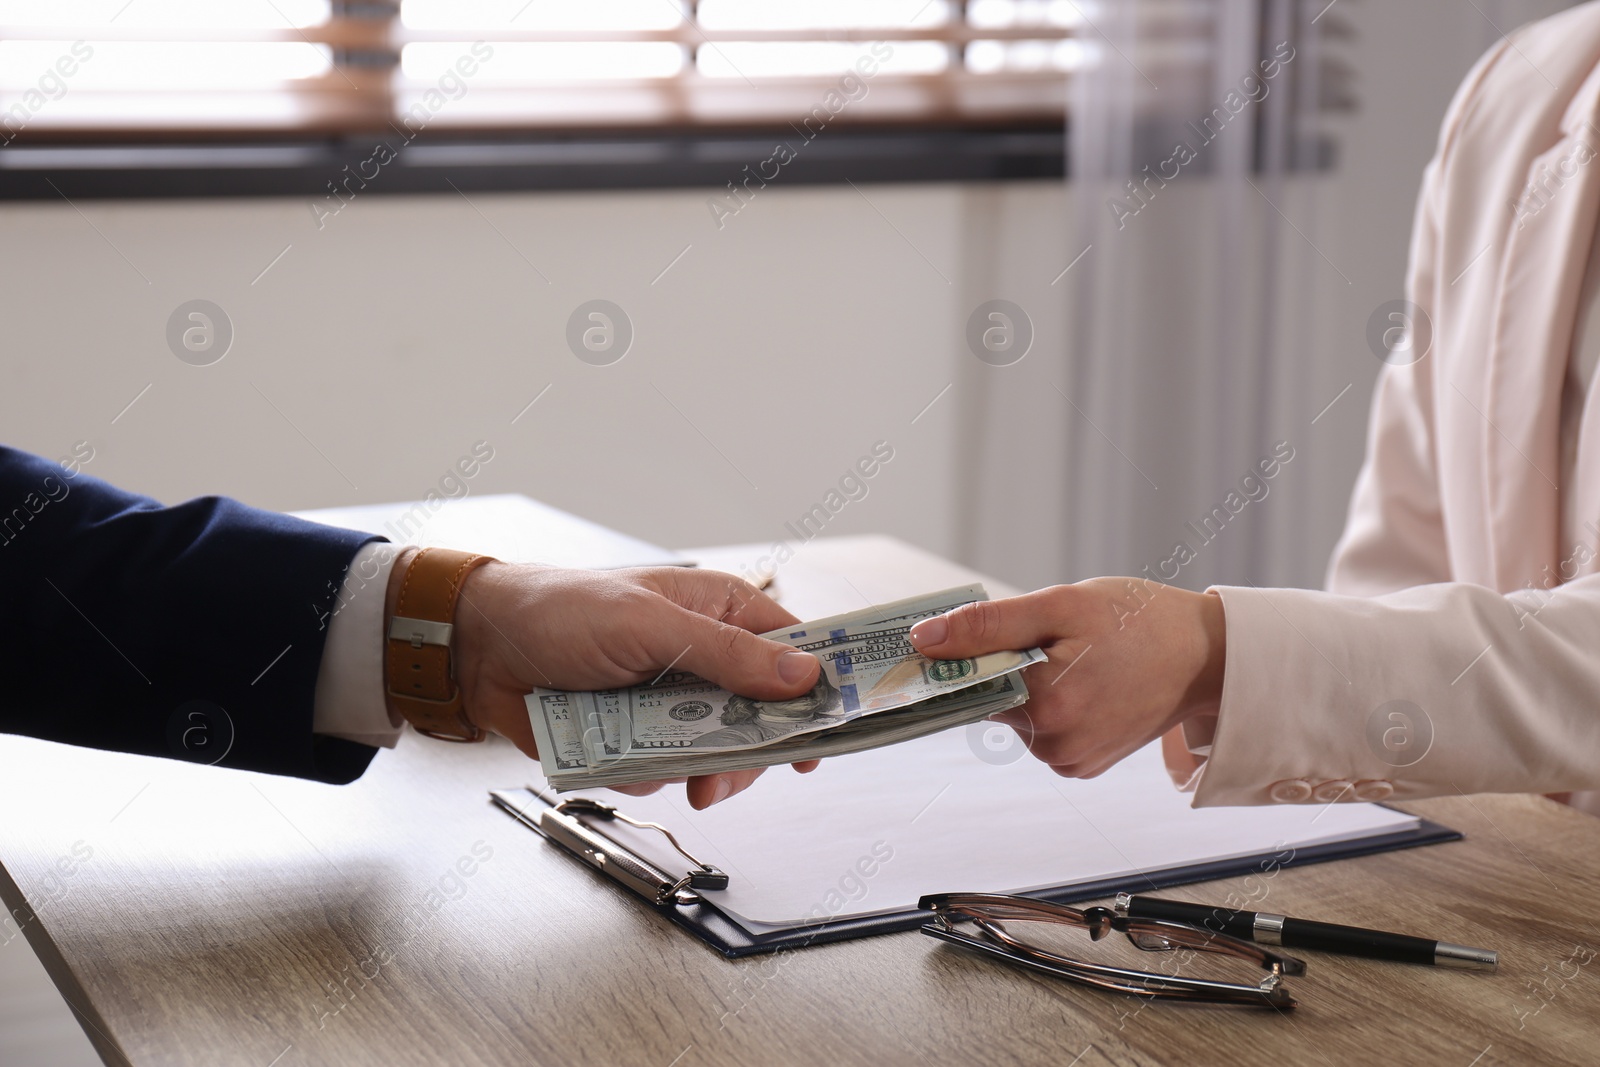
[1057,0,1333,590]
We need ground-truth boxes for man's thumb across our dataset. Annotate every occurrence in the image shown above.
[666,609,821,700]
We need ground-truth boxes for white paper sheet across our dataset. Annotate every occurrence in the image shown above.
[560,728,1420,928]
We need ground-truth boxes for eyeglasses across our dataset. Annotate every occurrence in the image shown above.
[918,893,1304,1009]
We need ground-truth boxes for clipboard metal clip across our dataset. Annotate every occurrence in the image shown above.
[536,795,729,907]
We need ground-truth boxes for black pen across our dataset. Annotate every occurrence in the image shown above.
[1114,893,1498,972]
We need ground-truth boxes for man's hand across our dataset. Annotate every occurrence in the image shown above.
[908,578,1226,778]
[388,550,822,809]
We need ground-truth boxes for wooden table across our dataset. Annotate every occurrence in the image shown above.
[2,535,1597,1066]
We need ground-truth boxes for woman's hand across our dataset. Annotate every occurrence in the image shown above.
[393,551,822,809]
[909,578,1227,778]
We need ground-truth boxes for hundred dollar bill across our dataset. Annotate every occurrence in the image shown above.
[550,674,1033,789]
[526,585,1044,790]
[533,586,1025,770]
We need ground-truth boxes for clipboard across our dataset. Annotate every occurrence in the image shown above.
[490,785,1462,959]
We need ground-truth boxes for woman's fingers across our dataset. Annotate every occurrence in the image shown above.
[910,587,1071,659]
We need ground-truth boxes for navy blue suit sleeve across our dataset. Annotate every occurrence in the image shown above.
[0,445,385,784]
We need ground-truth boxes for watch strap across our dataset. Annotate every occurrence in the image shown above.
[385,547,495,742]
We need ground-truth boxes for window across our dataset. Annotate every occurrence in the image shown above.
[0,1,1349,196]
[0,0,1107,141]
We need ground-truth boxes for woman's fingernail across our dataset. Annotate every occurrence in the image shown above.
[711,777,733,805]
[911,617,948,646]
[778,651,816,685]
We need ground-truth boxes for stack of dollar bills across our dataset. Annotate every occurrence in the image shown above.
[527,585,1045,791]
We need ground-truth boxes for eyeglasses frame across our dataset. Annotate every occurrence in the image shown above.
[918,892,1304,1009]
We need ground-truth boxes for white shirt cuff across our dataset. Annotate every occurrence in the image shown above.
[312,541,405,749]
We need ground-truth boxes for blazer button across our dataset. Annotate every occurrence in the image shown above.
[1312,779,1354,803]
[1352,779,1395,802]
[1268,779,1313,803]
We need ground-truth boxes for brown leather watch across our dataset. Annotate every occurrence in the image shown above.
[385,547,497,742]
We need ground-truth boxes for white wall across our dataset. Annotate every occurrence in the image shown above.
[0,183,957,547]
[2,180,1023,571]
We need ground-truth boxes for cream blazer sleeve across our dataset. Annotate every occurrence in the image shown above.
[1164,26,1600,808]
